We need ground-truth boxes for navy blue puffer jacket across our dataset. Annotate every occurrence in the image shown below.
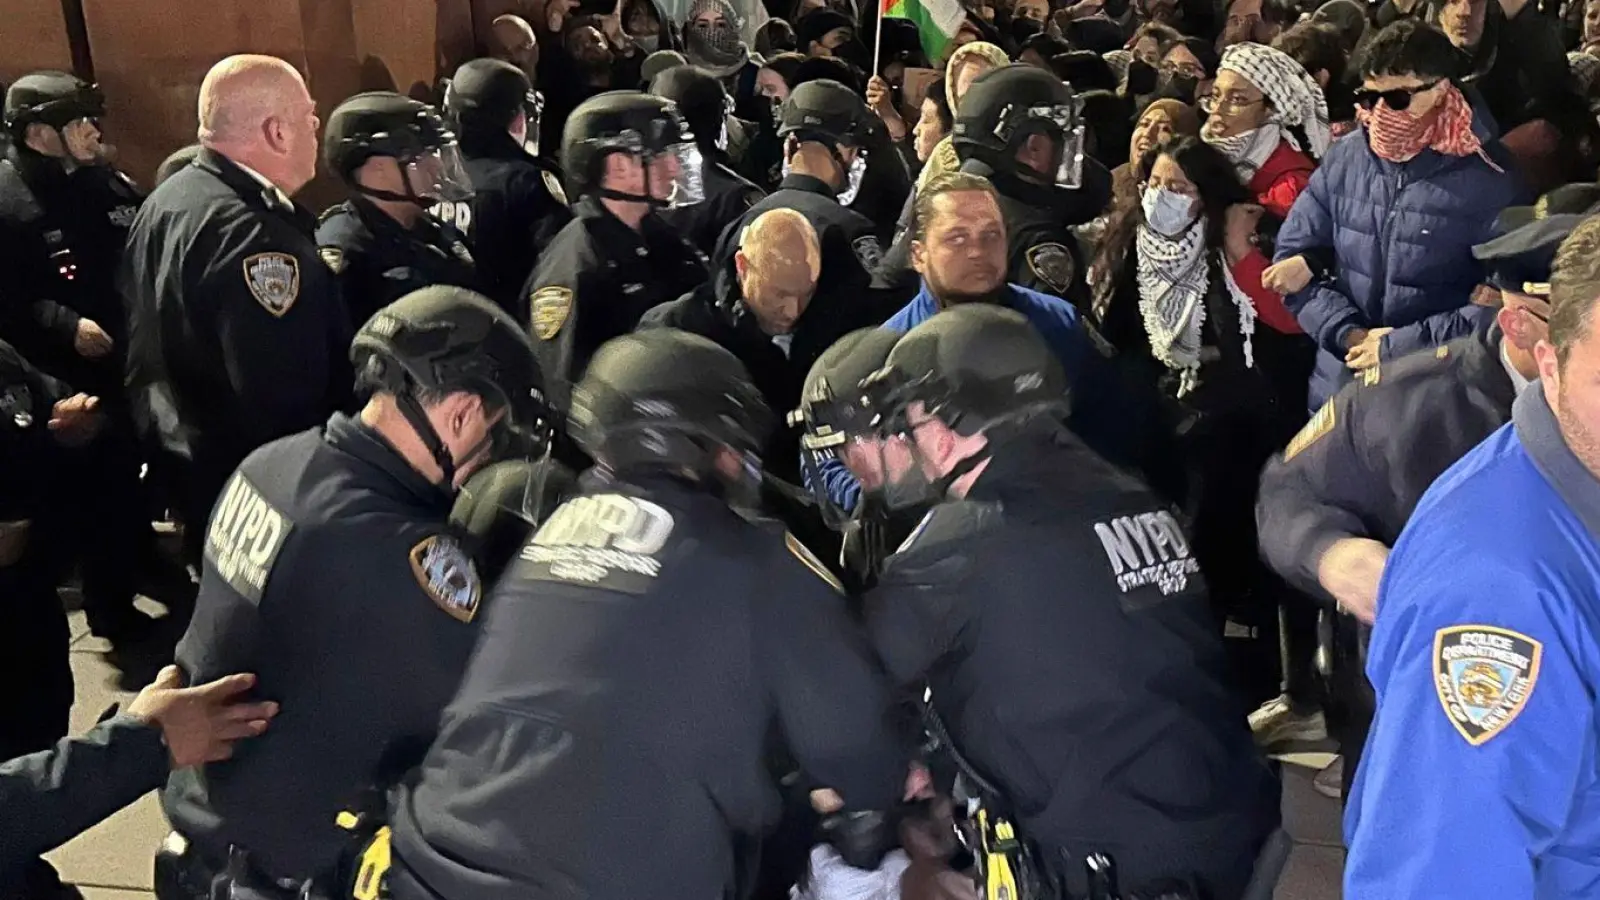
[1274,125,1528,409]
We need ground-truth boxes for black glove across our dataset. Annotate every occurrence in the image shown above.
[819,809,896,871]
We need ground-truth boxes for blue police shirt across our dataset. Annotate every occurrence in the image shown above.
[1345,384,1600,898]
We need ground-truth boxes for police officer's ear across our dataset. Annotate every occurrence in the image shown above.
[22,121,59,155]
[733,248,753,286]
[1016,132,1056,177]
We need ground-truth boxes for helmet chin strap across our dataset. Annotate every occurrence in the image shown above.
[597,158,667,208]
[396,391,491,493]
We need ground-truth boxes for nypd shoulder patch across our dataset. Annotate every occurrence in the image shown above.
[319,247,346,275]
[1026,242,1075,293]
[851,235,883,272]
[410,534,481,623]
[1283,401,1335,462]
[243,252,301,316]
[530,286,573,341]
[542,170,569,207]
[1434,625,1542,746]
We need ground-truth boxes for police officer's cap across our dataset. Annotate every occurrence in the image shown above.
[952,64,1078,154]
[571,328,773,465]
[444,58,533,123]
[791,327,901,448]
[561,91,692,192]
[778,79,872,148]
[1474,213,1586,299]
[352,286,549,443]
[323,92,455,179]
[4,71,104,133]
[868,305,1068,435]
[1494,182,1600,234]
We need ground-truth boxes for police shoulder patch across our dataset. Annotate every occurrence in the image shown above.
[530,286,574,341]
[1026,242,1075,293]
[851,235,883,272]
[785,531,844,594]
[1283,400,1335,462]
[1360,364,1381,387]
[410,534,481,623]
[450,241,474,266]
[542,170,569,207]
[1433,625,1542,746]
[243,252,301,316]
[319,247,346,275]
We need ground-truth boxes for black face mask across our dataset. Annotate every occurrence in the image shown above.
[1160,70,1199,101]
[1125,58,1160,96]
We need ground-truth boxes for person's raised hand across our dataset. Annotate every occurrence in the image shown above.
[125,666,279,767]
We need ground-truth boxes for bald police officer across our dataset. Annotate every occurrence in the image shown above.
[316,92,480,329]
[158,288,549,898]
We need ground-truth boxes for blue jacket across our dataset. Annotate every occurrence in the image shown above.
[1345,386,1600,898]
[810,283,1131,511]
[1275,127,1526,409]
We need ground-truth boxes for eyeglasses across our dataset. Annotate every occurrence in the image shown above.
[1198,93,1263,114]
[1353,80,1441,111]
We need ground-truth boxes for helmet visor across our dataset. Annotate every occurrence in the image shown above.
[655,141,706,208]
[1020,105,1085,189]
[405,142,475,203]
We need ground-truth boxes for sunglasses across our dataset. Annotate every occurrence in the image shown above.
[1353,80,1441,112]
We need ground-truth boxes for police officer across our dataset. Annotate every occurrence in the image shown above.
[858,305,1280,898]
[1255,196,1568,800]
[121,55,351,565]
[440,59,571,321]
[651,64,765,258]
[388,327,908,900]
[721,78,887,301]
[158,286,550,898]
[1,70,169,642]
[1343,214,1600,899]
[522,91,710,409]
[948,64,1112,308]
[316,92,480,329]
[0,72,135,382]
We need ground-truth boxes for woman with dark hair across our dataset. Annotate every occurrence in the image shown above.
[1201,42,1329,218]
[1158,35,1219,104]
[1092,135,1314,677]
[1274,21,1357,133]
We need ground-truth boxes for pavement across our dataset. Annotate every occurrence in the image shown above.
[45,601,1347,900]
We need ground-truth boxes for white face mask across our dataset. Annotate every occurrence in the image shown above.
[1141,185,1198,238]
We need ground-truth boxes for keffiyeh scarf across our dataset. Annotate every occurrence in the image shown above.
[1218,42,1332,159]
[1136,220,1257,397]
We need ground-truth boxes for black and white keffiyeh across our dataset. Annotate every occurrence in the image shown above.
[1136,220,1257,397]
[1219,42,1331,159]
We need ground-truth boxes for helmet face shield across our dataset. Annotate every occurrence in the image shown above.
[837,148,868,206]
[523,90,546,155]
[655,141,706,208]
[1051,121,1087,190]
[405,142,475,203]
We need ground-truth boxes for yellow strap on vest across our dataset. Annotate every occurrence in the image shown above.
[353,825,393,900]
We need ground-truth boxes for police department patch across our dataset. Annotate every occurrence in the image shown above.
[450,241,474,266]
[243,252,301,316]
[530,286,573,340]
[1433,625,1542,746]
[542,170,569,207]
[319,247,346,275]
[1283,401,1335,462]
[851,235,883,272]
[1026,242,1076,293]
[410,535,481,623]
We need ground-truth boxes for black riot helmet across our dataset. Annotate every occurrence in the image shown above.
[789,327,902,527]
[560,91,705,208]
[649,64,733,154]
[570,329,773,503]
[443,58,544,154]
[4,71,105,135]
[351,286,552,490]
[952,64,1088,190]
[861,305,1069,509]
[323,92,474,205]
[777,78,872,203]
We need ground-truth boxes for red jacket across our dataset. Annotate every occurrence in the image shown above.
[1232,139,1317,334]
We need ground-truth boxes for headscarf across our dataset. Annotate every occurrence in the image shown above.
[683,0,751,75]
[916,42,1007,191]
[1217,42,1331,158]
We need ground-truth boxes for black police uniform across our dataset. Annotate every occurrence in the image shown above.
[162,287,549,892]
[1255,199,1569,799]
[161,413,487,888]
[387,330,906,900]
[446,132,571,321]
[651,65,766,258]
[950,66,1113,309]
[863,306,1279,898]
[441,59,573,322]
[524,196,708,406]
[121,148,353,560]
[316,198,479,329]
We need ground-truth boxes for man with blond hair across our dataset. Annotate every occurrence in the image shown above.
[121,54,352,564]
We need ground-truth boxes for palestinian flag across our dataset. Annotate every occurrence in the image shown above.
[882,0,965,63]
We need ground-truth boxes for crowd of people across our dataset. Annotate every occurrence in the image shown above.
[4,0,1600,894]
